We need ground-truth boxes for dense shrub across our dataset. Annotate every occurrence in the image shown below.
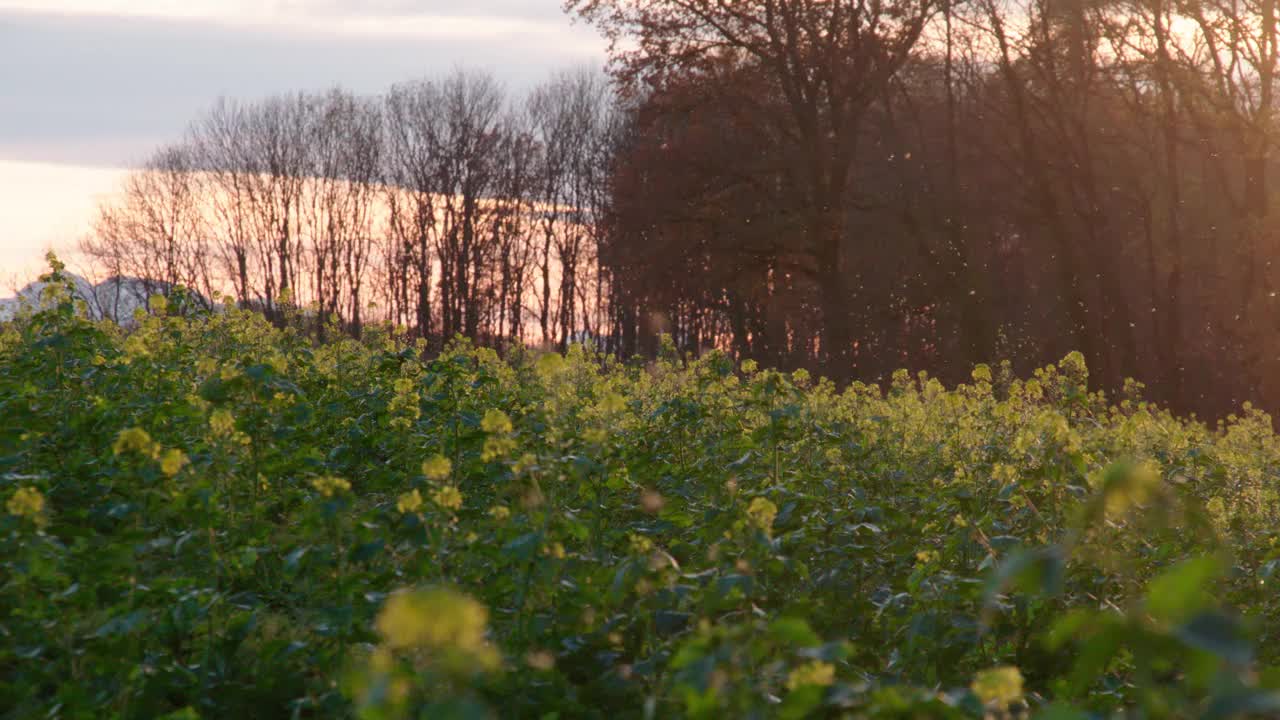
[4,265,1280,718]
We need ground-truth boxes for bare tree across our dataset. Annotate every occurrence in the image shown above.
[82,145,211,319]
[529,68,614,348]
[301,89,383,337]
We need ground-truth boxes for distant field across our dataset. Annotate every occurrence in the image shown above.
[4,269,1280,719]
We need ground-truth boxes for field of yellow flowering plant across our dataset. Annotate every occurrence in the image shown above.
[6,263,1280,719]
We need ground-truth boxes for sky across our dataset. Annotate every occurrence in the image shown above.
[0,0,606,291]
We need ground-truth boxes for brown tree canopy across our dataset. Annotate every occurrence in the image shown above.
[568,0,936,372]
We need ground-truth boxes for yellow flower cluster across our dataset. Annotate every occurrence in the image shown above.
[209,409,251,447]
[480,409,513,435]
[1206,496,1228,524]
[266,353,289,374]
[196,357,218,377]
[747,496,778,534]
[915,549,940,565]
[535,352,566,378]
[432,486,464,511]
[396,489,424,514]
[374,586,499,669]
[113,428,189,477]
[486,428,517,451]
[1058,350,1089,385]
[488,505,511,521]
[421,455,452,481]
[1101,461,1161,519]
[311,476,351,498]
[598,392,626,415]
[481,409,518,461]
[159,448,189,477]
[512,453,538,475]
[991,463,1018,485]
[386,376,421,431]
[113,427,161,459]
[629,533,654,555]
[7,487,47,527]
[971,666,1024,707]
[786,661,835,690]
[971,364,993,384]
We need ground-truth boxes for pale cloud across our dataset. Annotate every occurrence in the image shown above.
[0,4,605,166]
[0,1,575,28]
[0,0,605,284]
[0,161,122,287]
[0,0,598,43]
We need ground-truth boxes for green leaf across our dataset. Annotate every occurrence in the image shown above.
[1067,626,1123,695]
[1045,609,1097,651]
[1176,612,1252,666]
[93,609,148,638]
[1204,689,1280,720]
[1145,556,1222,625]
[1034,703,1089,720]
[503,532,542,562]
[984,546,1064,611]
[769,617,821,648]
[779,685,824,720]
[351,539,385,563]
[655,610,693,637]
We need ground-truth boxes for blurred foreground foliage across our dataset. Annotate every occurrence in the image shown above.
[5,264,1280,718]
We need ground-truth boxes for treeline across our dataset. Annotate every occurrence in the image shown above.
[86,0,1280,416]
[576,0,1280,417]
[84,69,620,349]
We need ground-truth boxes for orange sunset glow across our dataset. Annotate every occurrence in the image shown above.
[0,160,123,289]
